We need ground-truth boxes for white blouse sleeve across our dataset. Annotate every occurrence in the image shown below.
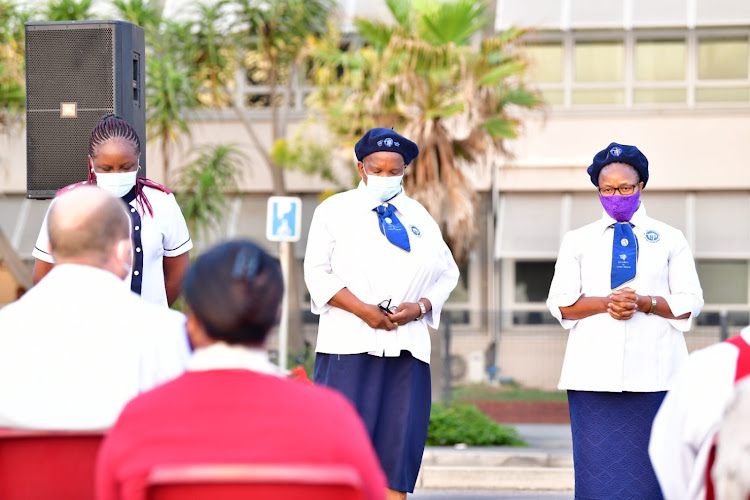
[304,204,346,315]
[32,201,55,263]
[420,218,460,329]
[547,231,584,330]
[663,231,704,332]
[162,193,193,257]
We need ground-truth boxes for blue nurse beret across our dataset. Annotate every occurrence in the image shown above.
[587,142,649,187]
[354,127,419,165]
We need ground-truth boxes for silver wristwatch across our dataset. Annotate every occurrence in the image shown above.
[417,301,427,320]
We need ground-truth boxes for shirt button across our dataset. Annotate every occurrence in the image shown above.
[130,208,136,213]
[135,225,140,231]
[136,247,141,253]
[134,270,140,276]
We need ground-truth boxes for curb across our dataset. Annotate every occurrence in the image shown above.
[416,465,575,490]
[417,448,574,491]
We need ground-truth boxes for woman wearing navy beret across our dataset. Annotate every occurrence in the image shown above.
[547,142,704,499]
[304,127,459,499]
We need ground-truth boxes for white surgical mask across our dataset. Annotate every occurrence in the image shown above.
[362,167,403,202]
[94,166,139,198]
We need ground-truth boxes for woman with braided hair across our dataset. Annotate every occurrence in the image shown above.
[32,114,192,307]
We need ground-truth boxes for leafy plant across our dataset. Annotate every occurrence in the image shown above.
[44,0,94,21]
[175,143,244,240]
[427,402,526,447]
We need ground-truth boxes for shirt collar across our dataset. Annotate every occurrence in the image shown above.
[356,180,409,213]
[188,342,285,376]
[597,202,650,232]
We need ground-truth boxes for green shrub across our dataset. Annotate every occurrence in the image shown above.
[427,402,526,447]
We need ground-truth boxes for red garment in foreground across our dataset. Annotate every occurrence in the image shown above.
[96,369,386,500]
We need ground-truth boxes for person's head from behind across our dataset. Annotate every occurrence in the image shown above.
[183,240,284,349]
[48,186,133,279]
[88,114,141,197]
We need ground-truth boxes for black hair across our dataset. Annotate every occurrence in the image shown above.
[183,240,284,345]
[88,113,141,157]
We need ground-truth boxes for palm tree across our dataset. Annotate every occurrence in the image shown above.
[145,19,199,183]
[175,143,244,240]
[44,0,95,21]
[305,0,540,265]
[111,0,160,33]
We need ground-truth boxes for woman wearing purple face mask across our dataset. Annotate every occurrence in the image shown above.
[547,142,704,500]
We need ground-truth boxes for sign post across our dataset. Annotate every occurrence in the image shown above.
[266,196,302,371]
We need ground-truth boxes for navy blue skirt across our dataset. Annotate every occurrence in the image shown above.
[568,390,666,500]
[315,352,431,493]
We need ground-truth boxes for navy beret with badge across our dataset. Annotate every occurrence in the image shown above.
[355,127,420,165]
[587,142,649,187]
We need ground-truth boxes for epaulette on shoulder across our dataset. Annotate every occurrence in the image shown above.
[56,181,91,197]
[138,178,171,195]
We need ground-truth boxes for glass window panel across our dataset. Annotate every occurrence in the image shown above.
[447,262,470,303]
[515,261,556,303]
[540,89,564,105]
[498,195,562,256]
[695,87,750,103]
[570,193,601,229]
[698,39,749,80]
[634,87,687,104]
[695,193,750,254]
[635,40,686,81]
[526,44,564,83]
[638,193,687,233]
[696,260,748,304]
[574,42,624,82]
[513,311,560,325]
[696,311,750,327]
[572,89,625,105]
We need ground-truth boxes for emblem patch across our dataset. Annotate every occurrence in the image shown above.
[644,230,660,243]
[410,225,421,237]
[610,147,622,157]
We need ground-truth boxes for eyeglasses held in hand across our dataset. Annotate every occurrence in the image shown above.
[378,298,397,314]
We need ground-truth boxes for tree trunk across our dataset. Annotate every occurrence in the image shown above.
[230,63,303,358]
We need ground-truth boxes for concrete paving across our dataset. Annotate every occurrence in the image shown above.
[416,424,574,492]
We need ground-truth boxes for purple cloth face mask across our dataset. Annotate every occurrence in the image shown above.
[599,191,640,222]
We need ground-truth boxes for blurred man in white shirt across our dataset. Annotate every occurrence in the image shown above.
[0,186,189,430]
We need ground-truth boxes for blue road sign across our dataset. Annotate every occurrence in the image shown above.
[266,196,302,242]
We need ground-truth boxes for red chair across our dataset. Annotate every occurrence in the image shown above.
[147,463,366,500]
[0,428,105,500]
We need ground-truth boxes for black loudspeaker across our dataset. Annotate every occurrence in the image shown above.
[25,20,146,199]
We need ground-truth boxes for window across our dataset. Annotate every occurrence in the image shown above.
[696,37,750,103]
[523,29,750,109]
[696,260,749,304]
[573,41,625,105]
[634,39,687,104]
[525,43,564,105]
[513,261,558,325]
